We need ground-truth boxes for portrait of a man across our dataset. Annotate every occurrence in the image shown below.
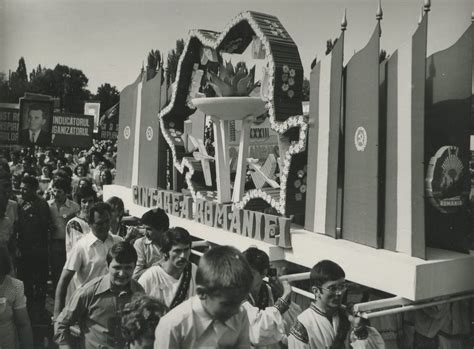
[18,101,53,146]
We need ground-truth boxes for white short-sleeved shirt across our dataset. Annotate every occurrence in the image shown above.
[132,236,162,279]
[64,232,123,287]
[154,295,250,349]
[138,263,197,308]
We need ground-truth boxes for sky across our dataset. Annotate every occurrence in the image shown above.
[0,0,472,93]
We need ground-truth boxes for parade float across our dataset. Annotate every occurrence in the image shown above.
[105,2,474,319]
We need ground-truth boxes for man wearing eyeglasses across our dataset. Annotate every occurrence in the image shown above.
[132,208,169,279]
[288,260,349,349]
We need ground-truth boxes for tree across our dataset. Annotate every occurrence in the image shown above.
[94,83,120,115]
[28,64,91,113]
[325,38,338,55]
[302,77,310,101]
[8,57,29,102]
[166,39,185,86]
[16,57,28,82]
[379,49,388,63]
[146,49,162,81]
[148,49,162,71]
[29,64,43,81]
[0,72,9,103]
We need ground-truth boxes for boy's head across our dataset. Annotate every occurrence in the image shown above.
[75,185,96,215]
[106,196,125,223]
[196,245,252,322]
[121,294,167,347]
[310,260,346,312]
[107,242,138,288]
[140,208,169,243]
[51,177,70,203]
[242,247,270,294]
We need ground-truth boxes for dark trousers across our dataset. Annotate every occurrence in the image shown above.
[50,239,66,290]
[17,249,49,317]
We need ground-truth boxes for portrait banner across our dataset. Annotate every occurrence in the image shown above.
[18,98,54,147]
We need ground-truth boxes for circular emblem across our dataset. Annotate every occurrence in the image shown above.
[123,126,131,140]
[146,126,153,141]
[425,145,469,213]
[354,127,367,152]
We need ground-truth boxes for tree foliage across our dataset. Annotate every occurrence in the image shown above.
[0,57,98,113]
[95,83,120,115]
[166,39,185,86]
[146,49,163,81]
[0,72,9,103]
[379,49,389,63]
[16,57,28,82]
[148,49,162,71]
[302,77,310,101]
[325,38,338,55]
[28,64,91,113]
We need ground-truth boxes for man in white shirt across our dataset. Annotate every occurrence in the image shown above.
[138,227,197,310]
[53,202,122,319]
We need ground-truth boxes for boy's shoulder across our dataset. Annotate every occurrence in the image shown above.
[298,305,317,320]
[160,296,195,326]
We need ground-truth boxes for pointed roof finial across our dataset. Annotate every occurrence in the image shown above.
[471,11,474,22]
[423,0,431,13]
[376,0,383,21]
[418,5,424,24]
[341,8,348,31]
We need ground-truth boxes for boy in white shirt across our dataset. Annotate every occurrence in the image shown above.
[154,245,253,349]
[242,247,296,348]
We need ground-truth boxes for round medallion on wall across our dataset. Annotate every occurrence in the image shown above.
[425,145,469,214]
[146,126,153,141]
[354,126,367,152]
[123,126,131,140]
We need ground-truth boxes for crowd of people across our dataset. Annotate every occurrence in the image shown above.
[0,141,470,349]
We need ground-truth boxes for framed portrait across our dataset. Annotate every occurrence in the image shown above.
[18,98,54,146]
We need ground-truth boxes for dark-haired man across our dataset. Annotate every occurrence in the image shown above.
[19,104,52,146]
[53,202,123,319]
[49,177,80,290]
[138,227,196,310]
[17,175,53,320]
[288,260,348,349]
[132,208,169,279]
[54,242,144,349]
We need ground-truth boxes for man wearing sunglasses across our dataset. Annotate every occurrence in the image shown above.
[288,260,349,349]
[132,208,169,279]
